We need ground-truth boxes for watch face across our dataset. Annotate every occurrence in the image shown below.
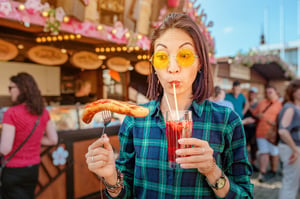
[217,177,226,189]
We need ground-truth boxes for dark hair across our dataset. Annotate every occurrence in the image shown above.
[265,84,280,98]
[214,86,222,97]
[233,80,240,87]
[10,72,44,115]
[284,79,300,104]
[146,13,213,103]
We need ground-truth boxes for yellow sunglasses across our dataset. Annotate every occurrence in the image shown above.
[149,48,198,69]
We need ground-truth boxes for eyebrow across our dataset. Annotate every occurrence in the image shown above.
[155,42,194,49]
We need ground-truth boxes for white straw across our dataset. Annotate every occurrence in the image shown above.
[173,83,180,120]
[164,94,172,115]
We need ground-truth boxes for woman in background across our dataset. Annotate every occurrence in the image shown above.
[0,72,58,199]
[278,79,300,199]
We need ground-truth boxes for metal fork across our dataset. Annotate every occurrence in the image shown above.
[100,110,112,199]
[101,110,112,137]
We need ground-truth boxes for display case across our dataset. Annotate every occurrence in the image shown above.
[47,104,123,131]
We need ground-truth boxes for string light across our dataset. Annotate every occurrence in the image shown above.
[18,4,25,11]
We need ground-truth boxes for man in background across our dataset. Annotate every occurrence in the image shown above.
[225,80,249,119]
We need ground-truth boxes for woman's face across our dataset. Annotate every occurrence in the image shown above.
[153,28,199,97]
[8,82,20,102]
[293,88,300,101]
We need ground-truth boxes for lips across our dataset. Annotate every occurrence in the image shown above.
[169,80,181,87]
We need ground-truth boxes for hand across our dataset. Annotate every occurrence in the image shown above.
[288,150,299,164]
[175,138,215,176]
[85,134,116,179]
[243,117,256,125]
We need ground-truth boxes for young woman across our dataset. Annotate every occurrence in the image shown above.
[0,72,58,199]
[278,79,300,199]
[85,13,253,198]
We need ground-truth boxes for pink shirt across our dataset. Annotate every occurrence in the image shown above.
[2,104,50,167]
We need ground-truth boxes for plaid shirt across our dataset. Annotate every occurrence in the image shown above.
[107,100,253,199]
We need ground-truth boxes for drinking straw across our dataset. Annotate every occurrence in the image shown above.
[172,83,180,120]
[164,94,173,116]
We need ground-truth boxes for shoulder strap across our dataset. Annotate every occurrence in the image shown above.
[2,115,41,165]
[262,102,273,113]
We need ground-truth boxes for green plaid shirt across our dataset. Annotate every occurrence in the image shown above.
[107,100,253,198]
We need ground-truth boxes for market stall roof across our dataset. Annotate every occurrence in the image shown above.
[218,54,296,81]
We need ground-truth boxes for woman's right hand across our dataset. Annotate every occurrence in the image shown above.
[85,134,116,179]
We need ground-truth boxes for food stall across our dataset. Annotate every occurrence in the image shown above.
[37,105,123,199]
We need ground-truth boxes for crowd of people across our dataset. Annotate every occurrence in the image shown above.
[210,80,300,199]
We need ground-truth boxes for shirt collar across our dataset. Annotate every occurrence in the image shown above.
[148,99,206,118]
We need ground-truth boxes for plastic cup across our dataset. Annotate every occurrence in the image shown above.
[166,110,193,169]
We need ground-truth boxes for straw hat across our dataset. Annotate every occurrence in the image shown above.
[70,51,102,70]
[106,57,130,72]
[135,61,151,75]
[0,39,18,61]
[27,45,68,65]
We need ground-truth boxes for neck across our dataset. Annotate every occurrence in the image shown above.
[161,93,193,113]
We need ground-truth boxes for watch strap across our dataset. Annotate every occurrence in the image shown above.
[206,171,226,190]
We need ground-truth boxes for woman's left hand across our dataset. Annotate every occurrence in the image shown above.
[175,138,215,176]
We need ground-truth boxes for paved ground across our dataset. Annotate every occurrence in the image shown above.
[251,169,300,199]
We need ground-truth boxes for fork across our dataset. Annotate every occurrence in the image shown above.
[101,110,112,137]
[100,110,112,199]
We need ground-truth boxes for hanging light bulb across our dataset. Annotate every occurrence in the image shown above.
[18,4,25,11]
[42,11,48,17]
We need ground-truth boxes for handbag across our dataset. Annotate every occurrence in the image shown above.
[0,115,41,187]
[265,121,279,145]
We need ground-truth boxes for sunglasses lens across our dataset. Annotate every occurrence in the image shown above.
[176,49,195,67]
[153,51,169,69]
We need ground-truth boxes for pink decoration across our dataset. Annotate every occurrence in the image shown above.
[82,0,89,6]
[0,0,12,16]
[25,0,43,13]
[137,36,151,50]
[113,21,128,40]
[167,0,179,8]
[0,1,151,50]
[55,7,65,22]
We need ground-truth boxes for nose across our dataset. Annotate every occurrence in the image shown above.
[167,56,180,73]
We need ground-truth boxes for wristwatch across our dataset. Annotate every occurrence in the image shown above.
[206,171,226,190]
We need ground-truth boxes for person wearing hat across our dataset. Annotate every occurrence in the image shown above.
[225,80,249,119]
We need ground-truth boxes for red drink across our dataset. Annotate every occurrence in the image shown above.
[166,119,193,168]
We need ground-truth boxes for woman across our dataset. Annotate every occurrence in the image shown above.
[0,72,58,199]
[278,79,300,199]
[86,13,253,198]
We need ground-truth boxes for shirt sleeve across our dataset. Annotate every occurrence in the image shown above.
[278,103,294,131]
[105,116,135,199]
[2,108,15,126]
[221,111,254,199]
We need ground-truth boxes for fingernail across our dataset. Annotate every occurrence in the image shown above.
[178,139,183,144]
[176,149,181,155]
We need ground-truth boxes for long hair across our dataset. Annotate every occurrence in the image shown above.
[10,72,44,115]
[283,79,300,104]
[146,13,214,103]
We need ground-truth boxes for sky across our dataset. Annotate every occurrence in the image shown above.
[198,0,299,57]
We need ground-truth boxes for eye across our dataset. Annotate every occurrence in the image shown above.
[155,52,168,61]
